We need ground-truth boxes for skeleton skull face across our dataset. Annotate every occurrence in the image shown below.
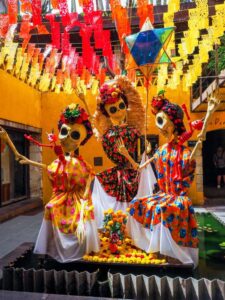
[104,98,127,124]
[59,123,87,153]
[155,111,175,140]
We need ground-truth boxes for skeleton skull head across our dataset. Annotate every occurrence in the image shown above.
[59,123,87,153]
[104,98,127,125]
[155,111,175,140]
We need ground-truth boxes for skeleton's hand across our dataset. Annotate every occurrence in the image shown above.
[206,89,221,113]
[18,156,30,164]
[75,81,86,102]
[146,141,152,155]
[0,126,9,142]
[197,88,221,141]
[116,138,129,158]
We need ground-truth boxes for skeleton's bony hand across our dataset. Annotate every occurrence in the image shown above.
[75,81,86,102]
[0,126,9,142]
[18,155,30,164]
[116,138,129,158]
[206,88,221,113]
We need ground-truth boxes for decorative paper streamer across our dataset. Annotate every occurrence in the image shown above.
[137,0,154,29]
[20,0,32,13]
[0,15,9,38]
[58,0,70,26]
[8,0,18,24]
[32,0,42,26]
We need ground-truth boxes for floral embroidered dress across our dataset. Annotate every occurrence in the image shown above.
[34,156,100,262]
[97,125,140,203]
[127,142,199,267]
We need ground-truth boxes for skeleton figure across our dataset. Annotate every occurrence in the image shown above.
[0,104,99,262]
[89,76,156,228]
[120,92,221,267]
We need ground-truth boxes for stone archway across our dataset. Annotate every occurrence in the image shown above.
[202,129,225,199]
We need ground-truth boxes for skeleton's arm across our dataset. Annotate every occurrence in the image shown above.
[0,126,22,160]
[197,89,221,141]
[191,89,221,160]
[0,126,47,169]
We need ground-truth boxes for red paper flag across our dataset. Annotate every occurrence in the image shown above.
[51,0,59,9]
[61,31,70,55]
[20,0,32,13]
[32,0,42,25]
[8,0,18,24]
[20,14,32,39]
[0,15,9,38]
[58,0,70,26]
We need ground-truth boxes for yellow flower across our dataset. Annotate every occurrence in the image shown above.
[108,220,113,226]
[68,103,77,110]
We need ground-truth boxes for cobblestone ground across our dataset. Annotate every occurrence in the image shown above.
[0,212,43,259]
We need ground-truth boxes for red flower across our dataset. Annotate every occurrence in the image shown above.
[76,116,83,124]
[109,243,118,254]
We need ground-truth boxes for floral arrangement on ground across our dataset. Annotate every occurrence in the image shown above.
[83,209,167,265]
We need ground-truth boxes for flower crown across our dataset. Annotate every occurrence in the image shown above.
[58,104,93,146]
[59,104,89,125]
[151,95,167,115]
[99,83,122,105]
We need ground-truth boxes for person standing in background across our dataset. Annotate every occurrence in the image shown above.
[213,146,225,188]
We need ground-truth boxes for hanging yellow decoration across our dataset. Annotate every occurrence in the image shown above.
[39,73,51,92]
[20,53,30,81]
[14,48,24,77]
[63,77,73,94]
[27,63,41,87]
[5,42,18,71]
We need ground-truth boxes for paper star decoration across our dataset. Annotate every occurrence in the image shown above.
[125,18,174,79]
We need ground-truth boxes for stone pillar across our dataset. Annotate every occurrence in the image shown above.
[29,135,42,199]
[194,142,204,205]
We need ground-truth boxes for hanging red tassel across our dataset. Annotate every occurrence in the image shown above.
[0,15,9,38]
[32,0,42,25]
[137,1,154,29]
[76,57,84,76]
[46,15,61,49]
[58,0,70,26]
[61,31,70,56]
[8,0,18,24]
[80,25,93,70]
[102,30,113,69]
[20,0,32,13]
[19,14,32,39]
[22,35,31,53]
[92,54,100,75]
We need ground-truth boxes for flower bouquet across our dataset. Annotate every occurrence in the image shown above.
[103,209,127,254]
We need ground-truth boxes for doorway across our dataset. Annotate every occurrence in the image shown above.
[202,129,225,198]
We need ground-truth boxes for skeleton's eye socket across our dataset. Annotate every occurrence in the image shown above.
[70,130,80,140]
[60,127,68,136]
[119,102,126,110]
[109,106,117,114]
[156,116,164,126]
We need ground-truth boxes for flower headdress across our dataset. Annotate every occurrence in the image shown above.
[99,83,128,116]
[58,104,93,145]
[151,94,186,136]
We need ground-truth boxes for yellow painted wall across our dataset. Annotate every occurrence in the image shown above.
[0,70,41,128]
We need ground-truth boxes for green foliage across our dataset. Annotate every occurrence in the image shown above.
[207,34,225,73]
